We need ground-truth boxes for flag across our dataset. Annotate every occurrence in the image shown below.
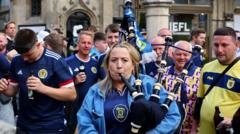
[120,0,156,64]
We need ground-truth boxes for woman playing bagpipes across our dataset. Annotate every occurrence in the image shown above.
[76,42,181,134]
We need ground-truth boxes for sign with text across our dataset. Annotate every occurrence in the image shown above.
[169,22,190,35]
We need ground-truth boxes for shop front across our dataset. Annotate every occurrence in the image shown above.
[169,13,208,41]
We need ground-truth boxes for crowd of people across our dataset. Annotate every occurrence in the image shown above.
[0,20,240,134]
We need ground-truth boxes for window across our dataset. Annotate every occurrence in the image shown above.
[190,0,210,5]
[236,0,240,6]
[0,0,10,29]
[174,0,188,4]
[31,0,41,16]
[170,13,208,35]
[174,0,210,5]
[0,0,10,6]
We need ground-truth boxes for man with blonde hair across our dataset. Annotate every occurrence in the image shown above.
[65,31,104,134]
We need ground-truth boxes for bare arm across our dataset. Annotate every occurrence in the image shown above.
[0,78,19,97]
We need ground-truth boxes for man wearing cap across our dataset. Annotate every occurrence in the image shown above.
[0,29,76,133]
[145,36,173,78]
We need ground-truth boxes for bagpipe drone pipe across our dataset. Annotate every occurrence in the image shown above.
[119,0,155,66]
[119,60,193,134]
[118,0,190,133]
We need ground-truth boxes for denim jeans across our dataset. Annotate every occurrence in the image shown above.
[0,100,15,125]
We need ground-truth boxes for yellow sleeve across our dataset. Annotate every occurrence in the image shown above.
[197,67,205,98]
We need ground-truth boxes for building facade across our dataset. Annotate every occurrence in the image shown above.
[0,0,240,58]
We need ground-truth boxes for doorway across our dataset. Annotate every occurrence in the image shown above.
[66,11,91,51]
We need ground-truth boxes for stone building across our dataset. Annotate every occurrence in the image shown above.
[0,0,240,58]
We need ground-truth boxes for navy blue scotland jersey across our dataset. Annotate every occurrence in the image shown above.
[9,49,74,132]
[65,54,104,106]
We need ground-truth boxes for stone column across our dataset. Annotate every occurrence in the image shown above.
[209,0,234,58]
[143,0,173,41]
[102,0,114,31]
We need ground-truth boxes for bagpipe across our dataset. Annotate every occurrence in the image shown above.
[193,44,204,55]
[119,59,192,134]
[119,0,194,133]
[214,106,240,134]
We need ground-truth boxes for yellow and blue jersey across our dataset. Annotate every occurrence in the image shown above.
[198,59,240,134]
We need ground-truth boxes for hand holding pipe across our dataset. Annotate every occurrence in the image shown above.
[161,60,193,111]
[120,73,167,134]
[150,37,173,103]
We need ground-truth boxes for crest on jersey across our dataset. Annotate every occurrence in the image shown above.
[113,104,128,122]
[38,69,48,79]
[91,67,97,74]
[227,78,235,89]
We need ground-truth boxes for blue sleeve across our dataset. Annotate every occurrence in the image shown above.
[0,55,10,78]
[9,57,17,82]
[77,85,101,134]
[97,55,106,80]
[54,58,74,87]
[144,62,158,78]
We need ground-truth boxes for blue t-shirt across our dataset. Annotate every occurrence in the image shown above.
[10,49,74,132]
[65,54,104,107]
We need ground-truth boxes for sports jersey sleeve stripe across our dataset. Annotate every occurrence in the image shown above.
[46,49,61,58]
[45,53,61,60]
[59,79,74,87]
[9,79,18,86]
[45,50,61,60]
